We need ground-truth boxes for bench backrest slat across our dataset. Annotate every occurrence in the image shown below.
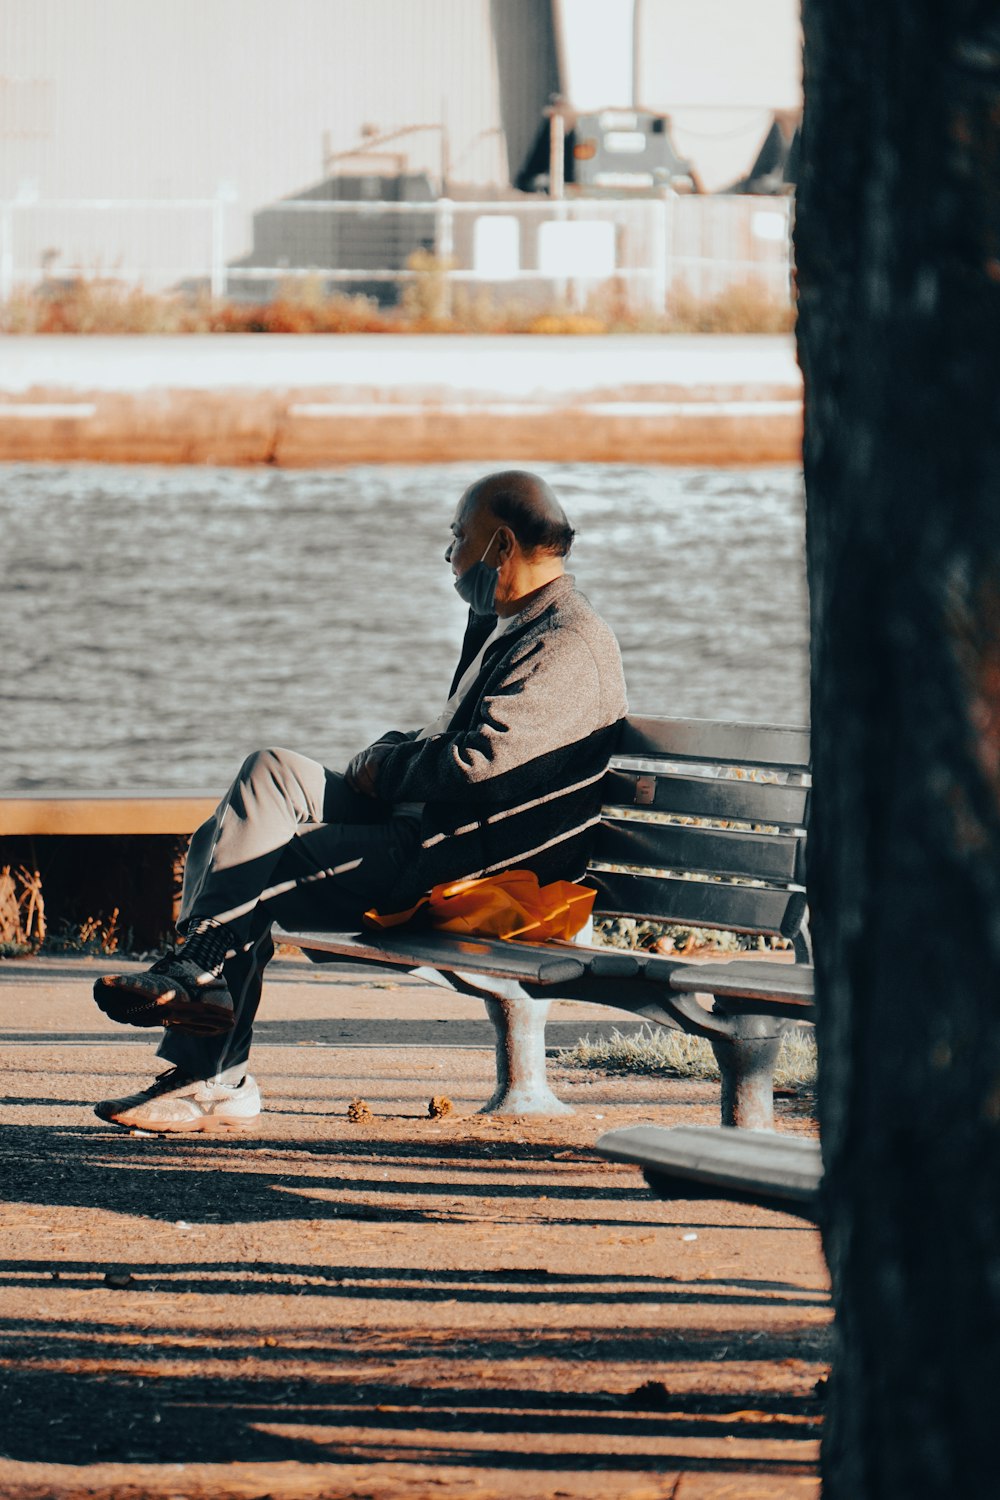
[618,716,811,770]
[586,715,810,939]
[590,869,807,938]
[594,816,804,886]
[603,768,809,828]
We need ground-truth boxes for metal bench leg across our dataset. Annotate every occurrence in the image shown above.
[481,994,574,1116]
[709,1011,782,1130]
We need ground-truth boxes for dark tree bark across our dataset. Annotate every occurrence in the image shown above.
[796,2,1000,1494]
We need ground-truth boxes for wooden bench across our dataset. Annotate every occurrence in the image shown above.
[276,715,815,1132]
[593,1124,822,1221]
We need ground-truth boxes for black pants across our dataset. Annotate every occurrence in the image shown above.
[157,746,420,1080]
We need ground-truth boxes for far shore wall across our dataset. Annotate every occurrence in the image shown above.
[0,334,803,466]
[1,834,184,949]
[0,797,216,949]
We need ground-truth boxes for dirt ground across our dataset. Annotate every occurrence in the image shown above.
[0,954,829,1499]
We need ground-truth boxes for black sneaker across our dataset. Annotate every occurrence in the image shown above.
[93,954,235,1035]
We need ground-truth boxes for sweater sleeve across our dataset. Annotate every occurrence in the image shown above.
[373,630,604,806]
[371,729,418,748]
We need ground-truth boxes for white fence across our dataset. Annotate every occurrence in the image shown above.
[0,192,793,312]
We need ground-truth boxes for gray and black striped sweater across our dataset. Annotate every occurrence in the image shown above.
[373,574,628,911]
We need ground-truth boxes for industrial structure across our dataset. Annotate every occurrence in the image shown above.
[0,0,801,299]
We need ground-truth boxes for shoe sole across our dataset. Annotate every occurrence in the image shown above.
[94,977,235,1036]
[98,1108,260,1134]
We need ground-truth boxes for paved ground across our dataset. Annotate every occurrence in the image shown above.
[0,954,829,1499]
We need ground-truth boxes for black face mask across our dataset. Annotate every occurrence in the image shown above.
[453,528,500,615]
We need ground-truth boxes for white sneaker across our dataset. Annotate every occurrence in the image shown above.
[95,1067,261,1133]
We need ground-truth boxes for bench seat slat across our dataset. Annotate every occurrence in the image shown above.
[595,817,801,884]
[604,768,809,826]
[272,926,587,985]
[617,717,811,770]
[670,960,815,1006]
[590,870,804,936]
[595,1124,822,1215]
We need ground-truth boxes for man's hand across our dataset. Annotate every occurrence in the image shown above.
[345,742,394,798]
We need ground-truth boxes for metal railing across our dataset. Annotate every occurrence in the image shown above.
[0,191,793,312]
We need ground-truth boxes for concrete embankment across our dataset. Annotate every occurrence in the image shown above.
[0,333,802,466]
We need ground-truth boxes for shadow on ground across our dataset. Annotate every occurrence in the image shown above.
[0,1308,825,1471]
[0,1122,821,1234]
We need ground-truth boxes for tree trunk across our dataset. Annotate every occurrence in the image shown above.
[796,2,1000,1494]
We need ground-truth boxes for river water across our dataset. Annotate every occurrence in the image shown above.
[0,462,808,793]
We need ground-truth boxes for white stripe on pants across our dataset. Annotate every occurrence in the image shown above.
[158,745,419,1080]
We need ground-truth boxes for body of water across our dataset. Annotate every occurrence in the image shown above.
[0,462,808,792]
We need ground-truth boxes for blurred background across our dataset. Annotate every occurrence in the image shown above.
[0,1,808,798]
[0,0,800,316]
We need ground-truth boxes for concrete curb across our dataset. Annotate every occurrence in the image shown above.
[0,334,802,465]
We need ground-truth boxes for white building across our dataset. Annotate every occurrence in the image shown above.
[0,0,800,289]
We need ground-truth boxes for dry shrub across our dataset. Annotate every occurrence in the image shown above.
[400,249,459,327]
[0,865,46,950]
[3,279,194,334]
[1,270,795,336]
[44,907,122,955]
[580,277,663,333]
[666,278,795,334]
[525,312,608,335]
[78,908,121,954]
[0,276,395,336]
[449,284,516,333]
[211,277,392,334]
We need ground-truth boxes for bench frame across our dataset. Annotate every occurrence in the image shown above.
[277,714,815,1131]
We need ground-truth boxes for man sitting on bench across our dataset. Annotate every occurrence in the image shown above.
[93,469,628,1133]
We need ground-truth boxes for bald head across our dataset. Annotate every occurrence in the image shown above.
[447,470,574,617]
[462,470,575,559]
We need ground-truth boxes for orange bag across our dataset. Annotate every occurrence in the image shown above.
[364,868,596,943]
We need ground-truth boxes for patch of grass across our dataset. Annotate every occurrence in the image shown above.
[561,1022,817,1089]
[0,939,34,958]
